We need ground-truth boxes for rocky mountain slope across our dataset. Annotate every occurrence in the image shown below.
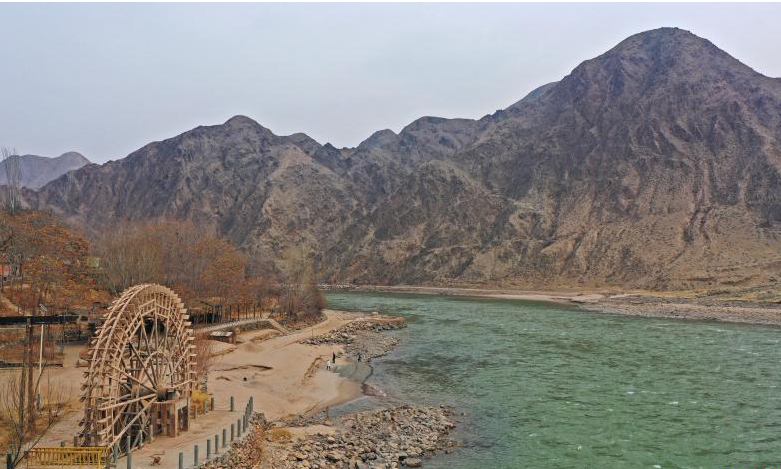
[19,28,781,289]
[0,151,90,189]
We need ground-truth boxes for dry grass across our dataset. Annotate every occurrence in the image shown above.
[191,389,210,414]
[264,428,292,443]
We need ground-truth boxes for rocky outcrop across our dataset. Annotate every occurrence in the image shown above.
[19,28,781,290]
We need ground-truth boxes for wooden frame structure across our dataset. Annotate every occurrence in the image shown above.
[77,284,195,456]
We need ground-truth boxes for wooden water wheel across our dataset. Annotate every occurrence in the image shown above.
[78,284,196,454]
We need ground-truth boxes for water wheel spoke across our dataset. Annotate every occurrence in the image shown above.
[99,392,154,412]
[107,364,156,394]
[128,342,158,389]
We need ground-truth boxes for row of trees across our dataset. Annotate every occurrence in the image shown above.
[95,221,326,321]
[95,221,251,302]
[0,212,326,321]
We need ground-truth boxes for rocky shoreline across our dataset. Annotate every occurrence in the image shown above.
[201,314,459,468]
[582,296,781,327]
[302,316,408,361]
[278,406,458,469]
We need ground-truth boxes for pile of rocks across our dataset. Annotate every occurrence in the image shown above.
[283,406,457,469]
[303,319,407,346]
[302,319,407,361]
[200,413,268,469]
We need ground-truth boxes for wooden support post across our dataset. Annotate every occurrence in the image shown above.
[194,445,198,466]
[206,438,211,460]
[222,428,226,448]
[230,396,234,412]
[215,434,219,454]
[126,435,132,469]
[178,452,183,469]
[231,423,235,441]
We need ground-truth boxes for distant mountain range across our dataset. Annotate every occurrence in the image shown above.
[18,28,781,290]
[1,152,90,189]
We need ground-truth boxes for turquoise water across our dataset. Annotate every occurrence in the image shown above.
[326,292,781,469]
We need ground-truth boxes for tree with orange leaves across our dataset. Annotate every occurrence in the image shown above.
[0,209,91,313]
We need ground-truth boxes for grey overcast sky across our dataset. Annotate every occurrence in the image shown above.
[1,3,780,163]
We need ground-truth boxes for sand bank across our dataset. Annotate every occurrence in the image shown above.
[340,285,781,326]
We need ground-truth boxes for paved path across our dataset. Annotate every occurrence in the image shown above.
[117,402,249,469]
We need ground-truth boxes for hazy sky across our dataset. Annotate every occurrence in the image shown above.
[1,3,780,163]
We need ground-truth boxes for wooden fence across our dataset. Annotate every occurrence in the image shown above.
[190,302,266,327]
[25,447,109,468]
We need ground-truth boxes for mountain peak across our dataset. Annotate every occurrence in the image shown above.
[56,151,90,165]
[528,26,777,122]
[358,129,397,149]
[224,115,264,129]
[590,26,764,83]
[0,151,90,189]
[606,27,727,63]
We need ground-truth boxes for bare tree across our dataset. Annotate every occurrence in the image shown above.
[191,332,214,392]
[280,248,325,322]
[1,147,22,213]
[0,370,70,468]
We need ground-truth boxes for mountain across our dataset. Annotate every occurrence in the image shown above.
[0,152,90,189]
[18,28,781,290]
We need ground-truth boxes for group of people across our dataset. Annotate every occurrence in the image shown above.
[325,350,362,371]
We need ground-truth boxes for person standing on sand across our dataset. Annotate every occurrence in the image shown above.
[333,351,336,363]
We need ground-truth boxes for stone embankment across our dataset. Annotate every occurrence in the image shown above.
[200,413,269,469]
[281,406,457,469]
[302,317,407,360]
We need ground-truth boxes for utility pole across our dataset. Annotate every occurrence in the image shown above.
[18,320,27,435]
[38,324,45,390]
[26,315,34,431]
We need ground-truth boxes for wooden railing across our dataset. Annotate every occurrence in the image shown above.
[26,447,109,468]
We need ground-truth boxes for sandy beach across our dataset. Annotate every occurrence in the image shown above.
[37,309,386,469]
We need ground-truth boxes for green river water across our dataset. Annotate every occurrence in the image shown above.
[325,292,781,469]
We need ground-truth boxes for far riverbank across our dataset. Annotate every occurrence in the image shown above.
[323,284,781,326]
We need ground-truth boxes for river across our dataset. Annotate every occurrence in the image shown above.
[326,291,781,469]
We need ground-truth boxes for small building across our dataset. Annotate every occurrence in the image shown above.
[208,330,236,344]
